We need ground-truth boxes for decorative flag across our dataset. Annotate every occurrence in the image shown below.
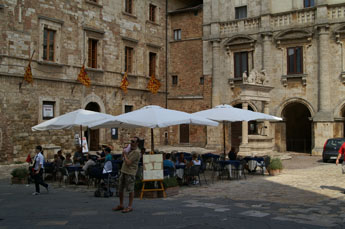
[25,153,32,163]
[24,51,35,84]
[77,64,91,87]
[147,74,161,94]
[120,71,129,93]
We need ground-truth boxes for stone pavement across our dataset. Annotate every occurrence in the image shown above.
[1,154,345,228]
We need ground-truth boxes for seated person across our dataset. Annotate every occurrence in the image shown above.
[103,147,113,174]
[163,153,175,168]
[63,153,73,167]
[73,145,84,165]
[187,153,201,168]
[228,147,237,161]
[53,154,63,169]
[82,154,96,175]
[176,153,187,166]
[57,150,65,162]
[97,145,107,162]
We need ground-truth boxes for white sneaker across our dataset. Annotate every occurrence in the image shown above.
[32,192,40,196]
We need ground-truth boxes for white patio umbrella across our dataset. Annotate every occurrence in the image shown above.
[193,104,282,157]
[32,109,117,147]
[89,105,219,152]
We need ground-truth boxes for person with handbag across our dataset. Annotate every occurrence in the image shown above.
[32,145,49,195]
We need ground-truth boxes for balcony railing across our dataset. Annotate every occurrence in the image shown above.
[328,4,345,20]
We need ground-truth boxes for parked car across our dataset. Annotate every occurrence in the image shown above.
[322,138,345,162]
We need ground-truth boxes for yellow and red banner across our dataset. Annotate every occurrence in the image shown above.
[77,64,91,87]
[147,74,160,94]
[120,71,129,93]
[24,63,33,84]
[24,51,35,84]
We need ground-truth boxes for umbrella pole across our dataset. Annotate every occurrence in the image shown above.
[223,121,226,159]
[80,125,83,147]
[151,128,154,153]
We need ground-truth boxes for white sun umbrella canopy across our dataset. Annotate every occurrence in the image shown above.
[193,104,282,122]
[193,104,282,157]
[89,105,218,152]
[32,109,117,131]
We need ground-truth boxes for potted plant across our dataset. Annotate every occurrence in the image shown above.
[267,158,283,176]
[11,167,29,184]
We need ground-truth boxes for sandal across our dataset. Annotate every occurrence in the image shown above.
[112,205,124,211]
[122,207,133,213]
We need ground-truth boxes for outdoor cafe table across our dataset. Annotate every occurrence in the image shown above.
[175,164,186,179]
[66,165,83,184]
[218,160,241,179]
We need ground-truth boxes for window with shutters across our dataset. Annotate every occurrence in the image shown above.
[174,29,181,40]
[287,47,303,74]
[125,0,133,14]
[149,4,156,22]
[125,46,133,73]
[149,52,156,76]
[88,39,98,68]
[234,52,248,78]
[43,28,55,61]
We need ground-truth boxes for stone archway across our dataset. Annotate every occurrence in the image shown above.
[282,102,312,153]
[85,102,100,151]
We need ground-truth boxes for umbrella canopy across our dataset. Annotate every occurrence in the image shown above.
[89,105,219,152]
[193,104,282,157]
[32,109,116,131]
[193,104,282,122]
[89,105,218,129]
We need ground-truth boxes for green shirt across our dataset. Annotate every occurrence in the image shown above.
[121,149,141,176]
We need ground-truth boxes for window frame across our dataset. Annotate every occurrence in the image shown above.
[42,101,55,120]
[125,46,133,73]
[149,4,156,22]
[199,76,204,85]
[149,52,156,77]
[124,105,133,113]
[234,51,248,78]
[43,28,55,62]
[235,6,247,19]
[125,0,133,14]
[172,75,178,85]
[174,29,181,41]
[304,0,315,8]
[287,46,303,75]
[88,38,98,68]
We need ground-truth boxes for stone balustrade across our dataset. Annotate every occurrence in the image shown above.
[328,4,345,20]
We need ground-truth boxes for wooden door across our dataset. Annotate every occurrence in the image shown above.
[180,124,189,144]
[231,122,242,151]
[90,129,99,151]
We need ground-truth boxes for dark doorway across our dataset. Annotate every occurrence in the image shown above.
[230,104,256,151]
[85,102,100,151]
[180,124,189,144]
[283,102,312,153]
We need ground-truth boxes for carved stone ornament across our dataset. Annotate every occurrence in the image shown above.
[243,69,269,85]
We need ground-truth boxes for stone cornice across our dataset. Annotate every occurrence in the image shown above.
[121,36,139,43]
[38,15,64,25]
[83,26,105,34]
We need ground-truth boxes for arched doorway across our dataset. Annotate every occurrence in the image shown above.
[85,102,100,151]
[231,103,256,151]
[282,102,312,153]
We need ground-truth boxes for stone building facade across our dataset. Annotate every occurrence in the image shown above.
[0,0,167,162]
[167,3,212,147]
[203,0,345,155]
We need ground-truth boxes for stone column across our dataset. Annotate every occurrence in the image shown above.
[261,33,272,71]
[318,26,331,113]
[211,40,221,106]
[242,102,249,144]
[263,102,270,136]
[206,40,222,150]
[312,25,333,155]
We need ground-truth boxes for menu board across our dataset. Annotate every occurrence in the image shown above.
[142,154,163,181]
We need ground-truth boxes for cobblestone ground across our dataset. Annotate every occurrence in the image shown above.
[1,153,345,228]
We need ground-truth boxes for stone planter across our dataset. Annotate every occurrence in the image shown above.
[11,177,28,184]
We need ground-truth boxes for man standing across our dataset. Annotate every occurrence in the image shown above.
[32,145,49,195]
[336,141,345,166]
[113,137,141,213]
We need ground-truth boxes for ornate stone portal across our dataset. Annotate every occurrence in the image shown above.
[229,70,275,156]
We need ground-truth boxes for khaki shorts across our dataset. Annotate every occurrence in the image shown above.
[118,173,135,193]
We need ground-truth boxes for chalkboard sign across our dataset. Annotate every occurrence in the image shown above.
[142,154,163,181]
